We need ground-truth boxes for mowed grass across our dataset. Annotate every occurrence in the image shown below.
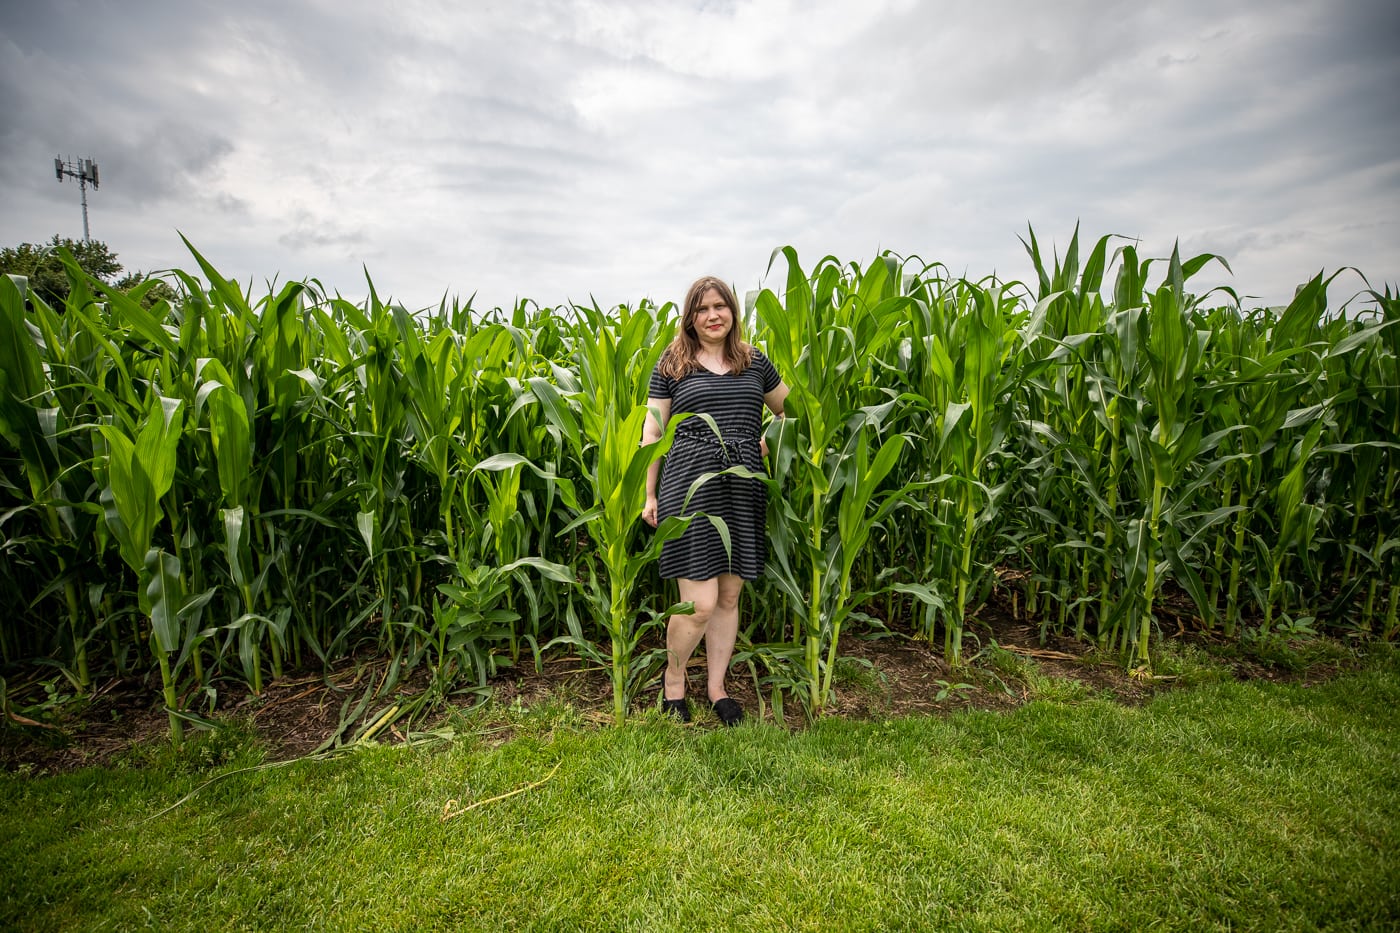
[3,654,1398,932]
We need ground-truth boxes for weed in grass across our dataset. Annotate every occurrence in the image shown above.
[974,645,1096,704]
[1026,669,1096,704]
[487,691,588,739]
[829,654,889,709]
[1240,628,1358,673]
[971,641,1036,695]
[1362,639,1398,672]
[1150,642,1234,688]
[1072,643,1120,671]
[436,697,492,735]
[20,678,78,723]
[980,641,1031,680]
[114,717,264,774]
[0,677,89,754]
[932,680,976,702]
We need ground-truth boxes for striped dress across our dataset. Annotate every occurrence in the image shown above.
[648,348,780,581]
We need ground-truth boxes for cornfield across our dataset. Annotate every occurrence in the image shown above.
[1,230,1395,741]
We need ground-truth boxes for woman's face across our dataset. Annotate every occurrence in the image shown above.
[691,287,733,344]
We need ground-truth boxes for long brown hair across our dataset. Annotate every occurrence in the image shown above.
[657,276,753,379]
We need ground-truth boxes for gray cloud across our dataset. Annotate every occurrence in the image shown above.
[1,0,1396,312]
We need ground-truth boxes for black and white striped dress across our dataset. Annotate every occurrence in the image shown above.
[649,348,781,581]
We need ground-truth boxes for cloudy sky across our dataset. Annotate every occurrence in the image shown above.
[3,0,1397,313]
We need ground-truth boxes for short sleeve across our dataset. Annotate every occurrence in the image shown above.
[754,349,780,393]
[647,364,672,400]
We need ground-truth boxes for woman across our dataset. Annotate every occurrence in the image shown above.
[641,276,788,725]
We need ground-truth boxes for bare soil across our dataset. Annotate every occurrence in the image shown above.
[0,594,1360,776]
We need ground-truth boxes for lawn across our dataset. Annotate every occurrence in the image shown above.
[2,647,1397,932]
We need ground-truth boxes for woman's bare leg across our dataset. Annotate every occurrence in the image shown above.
[664,578,717,700]
[705,574,744,702]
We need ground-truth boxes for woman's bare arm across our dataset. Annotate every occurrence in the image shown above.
[761,382,788,458]
[764,382,789,417]
[641,396,671,527]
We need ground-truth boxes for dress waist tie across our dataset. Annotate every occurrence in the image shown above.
[672,429,760,467]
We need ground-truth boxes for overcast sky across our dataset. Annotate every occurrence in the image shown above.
[3,0,1397,313]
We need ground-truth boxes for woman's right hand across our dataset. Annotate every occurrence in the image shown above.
[642,496,659,528]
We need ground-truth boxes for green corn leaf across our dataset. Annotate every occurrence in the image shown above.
[628,513,730,576]
[499,556,576,585]
[134,395,184,506]
[941,400,971,448]
[0,274,45,402]
[526,376,582,458]
[356,511,377,556]
[206,385,252,508]
[97,427,148,572]
[179,234,256,320]
[144,547,185,655]
[221,506,248,587]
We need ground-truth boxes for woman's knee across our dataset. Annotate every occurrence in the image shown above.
[715,575,744,612]
[679,579,720,620]
[680,601,714,626]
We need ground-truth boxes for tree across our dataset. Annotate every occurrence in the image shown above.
[0,235,175,309]
[1,235,122,307]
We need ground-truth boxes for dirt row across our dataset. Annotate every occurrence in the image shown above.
[0,602,1359,775]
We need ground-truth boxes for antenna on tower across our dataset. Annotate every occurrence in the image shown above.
[54,155,100,242]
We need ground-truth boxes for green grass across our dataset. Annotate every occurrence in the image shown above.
[3,656,1398,932]
[1150,640,1237,688]
[1233,629,1363,673]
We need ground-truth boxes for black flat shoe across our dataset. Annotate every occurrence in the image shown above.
[661,697,691,723]
[712,697,743,727]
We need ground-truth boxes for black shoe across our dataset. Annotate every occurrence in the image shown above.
[661,697,691,723]
[712,697,743,727]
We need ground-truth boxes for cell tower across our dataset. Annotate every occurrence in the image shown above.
[54,156,100,242]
